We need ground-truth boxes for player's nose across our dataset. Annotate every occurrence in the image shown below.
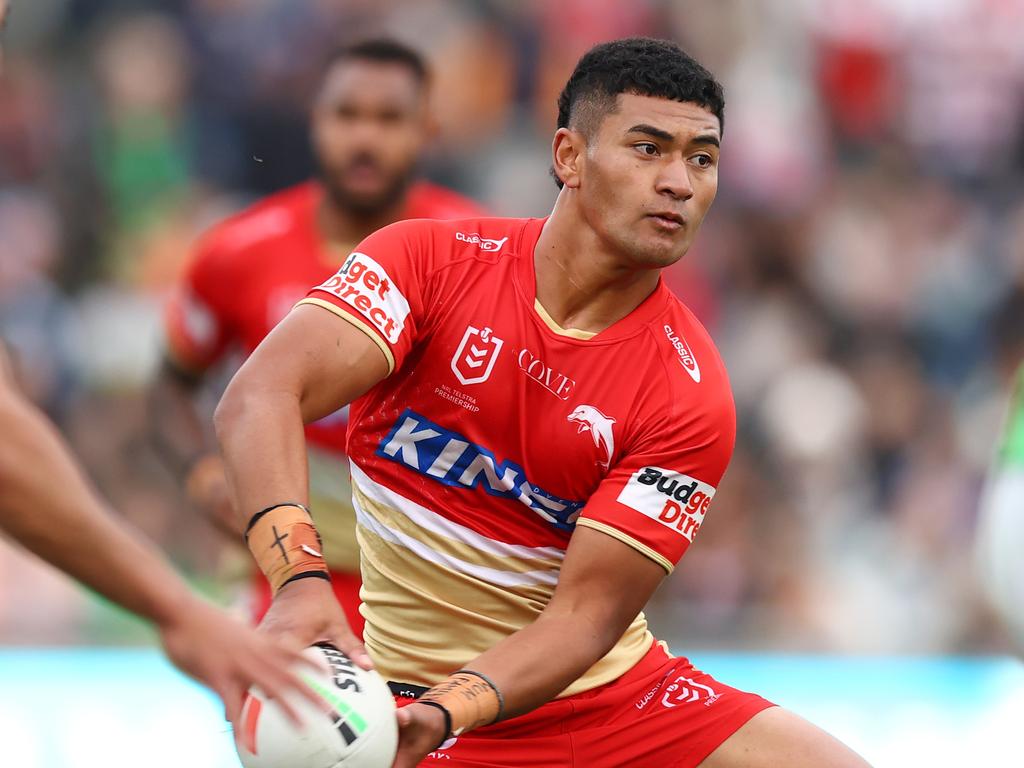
[655,157,694,201]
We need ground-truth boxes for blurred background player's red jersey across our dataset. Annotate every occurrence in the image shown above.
[163,180,484,631]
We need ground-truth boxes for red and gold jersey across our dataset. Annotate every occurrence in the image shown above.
[163,181,485,569]
[299,217,736,695]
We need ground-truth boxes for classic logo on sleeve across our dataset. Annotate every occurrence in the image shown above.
[454,232,508,252]
[313,252,410,343]
[616,467,715,542]
[663,324,701,383]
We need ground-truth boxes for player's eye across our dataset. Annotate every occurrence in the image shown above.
[692,153,715,168]
[377,110,404,125]
[634,143,659,157]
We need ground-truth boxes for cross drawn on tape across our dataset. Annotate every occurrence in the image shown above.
[270,524,290,563]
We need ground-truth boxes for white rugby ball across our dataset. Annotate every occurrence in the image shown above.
[235,643,397,768]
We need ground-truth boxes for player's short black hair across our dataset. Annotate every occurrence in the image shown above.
[557,37,725,139]
[552,38,725,188]
[322,38,429,87]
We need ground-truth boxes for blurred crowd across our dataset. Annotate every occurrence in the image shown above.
[2,0,1023,653]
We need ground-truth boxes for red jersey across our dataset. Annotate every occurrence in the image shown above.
[299,217,736,694]
[163,180,485,570]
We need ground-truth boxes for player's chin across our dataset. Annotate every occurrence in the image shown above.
[329,184,396,215]
[630,237,688,269]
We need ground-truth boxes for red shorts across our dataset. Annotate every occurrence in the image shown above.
[396,642,773,768]
[249,569,365,639]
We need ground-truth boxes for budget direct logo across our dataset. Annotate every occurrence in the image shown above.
[616,467,715,541]
[313,252,410,343]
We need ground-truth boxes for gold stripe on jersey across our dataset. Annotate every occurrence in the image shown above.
[351,464,655,697]
[352,466,564,585]
[297,298,396,374]
[575,518,675,574]
[533,299,598,340]
[307,444,359,573]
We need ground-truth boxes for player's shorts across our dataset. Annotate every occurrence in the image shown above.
[392,640,774,767]
[250,568,365,638]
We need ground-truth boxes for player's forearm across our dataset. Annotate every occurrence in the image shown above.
[214,374,311,522]
[454,609,617,721]
[0,392,194,627]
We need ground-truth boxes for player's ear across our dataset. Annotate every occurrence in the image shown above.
[552,127,584,190]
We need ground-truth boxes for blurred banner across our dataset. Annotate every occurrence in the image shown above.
[0,649,1021,768]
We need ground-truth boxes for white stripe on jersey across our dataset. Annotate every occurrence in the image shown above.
[350,462,562,588]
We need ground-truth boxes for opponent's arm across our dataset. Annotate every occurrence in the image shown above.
[148,358,240,536]
[394,526,666,763]
[214,304,389,661]
[0,351,317,725]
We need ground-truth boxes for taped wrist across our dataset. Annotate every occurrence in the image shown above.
[419,670,504,739]
[244,503,329,594]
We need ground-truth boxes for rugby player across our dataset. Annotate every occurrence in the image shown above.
[0,343,317,726]
[215,38,871,766]
[149,39,484,633]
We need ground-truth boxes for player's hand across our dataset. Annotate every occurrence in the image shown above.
[392,703,449,768]
[259,576,373,671]
[185,454,244,539]
[157,595,321,727]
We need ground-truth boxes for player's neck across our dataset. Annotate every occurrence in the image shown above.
[317,195,406,252]
[533,201,661,336]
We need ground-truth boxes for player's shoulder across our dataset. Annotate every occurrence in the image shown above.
[195,182,316,263]
[366,215,536,263]
[404,180,488,219]
[643,292,733,414]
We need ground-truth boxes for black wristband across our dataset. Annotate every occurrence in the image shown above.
[414,700,453,750]
[244,502,311,540]
[278,571,331,590]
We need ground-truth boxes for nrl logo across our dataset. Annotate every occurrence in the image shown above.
[451,325,504,385]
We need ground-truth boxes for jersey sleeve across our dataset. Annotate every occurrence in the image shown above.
[296,220,430,375]
[162,235,235,373]
[575,396,736,574]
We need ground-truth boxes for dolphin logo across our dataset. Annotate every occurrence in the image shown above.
[568,405,616,470]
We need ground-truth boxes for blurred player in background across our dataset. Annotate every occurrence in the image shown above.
[0,343,316,727]
[148,38,484,634]
[976,361,1024,648]
[215,38,869,767]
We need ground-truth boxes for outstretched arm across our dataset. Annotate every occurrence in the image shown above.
[0,348,316,725]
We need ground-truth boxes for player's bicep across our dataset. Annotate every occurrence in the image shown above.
[238,303,389,423]
[544,525,666,644]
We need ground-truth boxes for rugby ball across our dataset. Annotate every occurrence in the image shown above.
[235,643,398,768]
